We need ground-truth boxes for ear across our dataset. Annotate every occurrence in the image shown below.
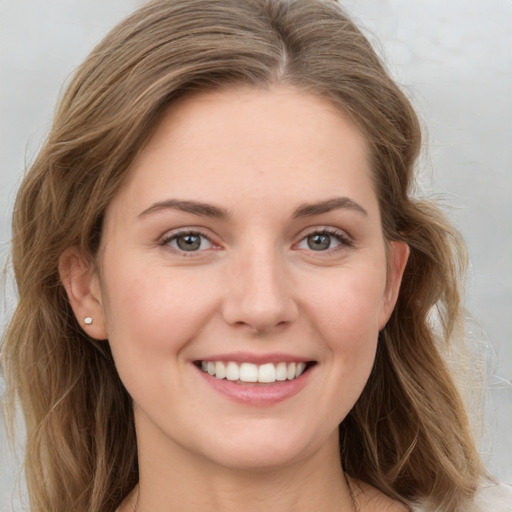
[59,247,108,340]
[378,241,410,330]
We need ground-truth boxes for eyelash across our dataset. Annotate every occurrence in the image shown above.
[160,230,216,255]
[295,228,354,253]
[159,227,353,255]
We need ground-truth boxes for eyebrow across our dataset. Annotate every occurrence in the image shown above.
[292,197,368,218]
[138,196,367,220]
[138,199,228,219]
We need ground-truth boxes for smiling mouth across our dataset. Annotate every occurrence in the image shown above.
[196,360,316,384]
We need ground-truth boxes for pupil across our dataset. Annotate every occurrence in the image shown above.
[308,233,330,251]
[177,234,201,251]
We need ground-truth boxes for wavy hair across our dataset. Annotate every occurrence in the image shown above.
[2,0,483,510]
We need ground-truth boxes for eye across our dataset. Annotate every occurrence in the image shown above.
[296,229,352,252]
[163,231,214,252]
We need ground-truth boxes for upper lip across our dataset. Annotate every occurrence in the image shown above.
[194,352,314,365]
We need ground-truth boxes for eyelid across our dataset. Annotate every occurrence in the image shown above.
[159,227,221,254]
[293,226,354,251]
[297,225,353,242]
[156,225,353,256]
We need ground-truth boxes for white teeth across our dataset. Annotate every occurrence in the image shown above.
[295,362,306,378]
[286,362,296,380]
[225,361,239,381]
[275,362,287,381]
[199,360,309,383]
[258,363,276,383]
[215,361,226,379]
[239,362,258,382]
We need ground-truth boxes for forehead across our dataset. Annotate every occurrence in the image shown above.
[107,85,378,220]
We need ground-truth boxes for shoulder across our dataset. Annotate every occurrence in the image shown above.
[472,482,512,512]
[412,482,512,512]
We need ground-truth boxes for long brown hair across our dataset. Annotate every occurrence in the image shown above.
[2,0,483,510]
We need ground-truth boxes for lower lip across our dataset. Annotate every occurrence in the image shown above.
[194,365,313,406]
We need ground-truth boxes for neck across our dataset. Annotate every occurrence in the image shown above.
[128,430,355,512]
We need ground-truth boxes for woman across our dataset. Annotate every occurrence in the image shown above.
[2,0,510,511]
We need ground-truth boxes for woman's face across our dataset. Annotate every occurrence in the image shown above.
[87,86,408,471]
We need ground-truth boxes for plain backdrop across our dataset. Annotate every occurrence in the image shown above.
[1,0,511,509]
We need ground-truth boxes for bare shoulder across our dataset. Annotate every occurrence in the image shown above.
[348,477,410,512]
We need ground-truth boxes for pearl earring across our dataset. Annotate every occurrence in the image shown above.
[84,317,93,325]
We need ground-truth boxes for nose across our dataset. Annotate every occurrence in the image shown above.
[221,246,299,334]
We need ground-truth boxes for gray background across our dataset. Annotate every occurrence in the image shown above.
[1,0,511,509]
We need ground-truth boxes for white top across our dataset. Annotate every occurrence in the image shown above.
[413,482,512,512]
[472,483,512,512]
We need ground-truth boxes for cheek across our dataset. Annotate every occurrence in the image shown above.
[309,268,386,342]
[99,264,217,380]
[305,267,386,397]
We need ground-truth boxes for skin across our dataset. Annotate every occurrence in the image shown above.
[61,86,409,512]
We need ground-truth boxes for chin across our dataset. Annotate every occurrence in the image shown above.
[189,423,335,473]
[206,446,307,473]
